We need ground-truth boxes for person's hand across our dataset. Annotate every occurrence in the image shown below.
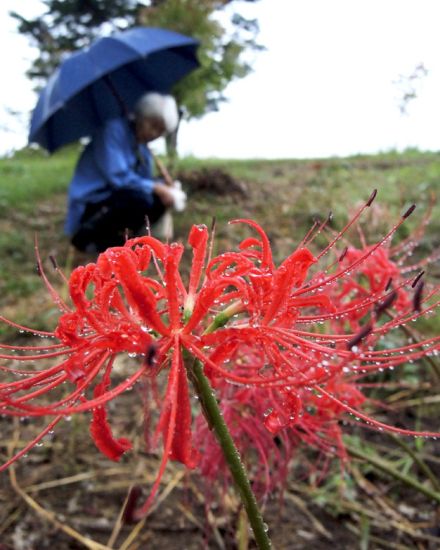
[170,180,187,211]
[153,182,175,207]
[153,181,187,211]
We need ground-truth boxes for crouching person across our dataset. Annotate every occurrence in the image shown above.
[65,92,186,253]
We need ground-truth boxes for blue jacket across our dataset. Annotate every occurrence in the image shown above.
[65,117,154,236]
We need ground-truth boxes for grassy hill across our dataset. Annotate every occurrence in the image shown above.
[1,147,439,309]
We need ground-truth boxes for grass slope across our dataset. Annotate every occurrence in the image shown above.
[1,147,439,309]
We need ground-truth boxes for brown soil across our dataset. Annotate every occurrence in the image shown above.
[1,388,439,549]
[176,168,248,197]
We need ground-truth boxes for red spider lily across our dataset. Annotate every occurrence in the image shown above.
[193,379,295,499]
[1,192,440,518]
[0,230,212,516]
[193,368,359,498]
[326,198,440,329]
[195,207,439,407]
[333,244,412,328]
[191,205,440,496]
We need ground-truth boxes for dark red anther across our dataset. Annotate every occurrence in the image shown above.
[402,204,416,219]
[146,343,157,367]
[366,189,378,207]
[375,290,397,319]
[411,271,425,288]
[413,280,424,312]
[347,323,373,350]
[385,277,393,291]
[339,247,348,262]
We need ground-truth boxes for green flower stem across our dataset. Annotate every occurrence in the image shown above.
[204,301,243,334]
[186,356,272,549]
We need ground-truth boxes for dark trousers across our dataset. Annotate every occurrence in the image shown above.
[71,188,166,252]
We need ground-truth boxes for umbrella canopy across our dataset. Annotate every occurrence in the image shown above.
[29,27,199,153]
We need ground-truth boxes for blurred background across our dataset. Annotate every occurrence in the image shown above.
[1,0,439,159]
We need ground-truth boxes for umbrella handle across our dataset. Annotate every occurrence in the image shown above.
[150,150,174,187]
[104,75,131,119]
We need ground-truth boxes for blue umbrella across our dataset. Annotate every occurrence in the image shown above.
[29,27,199,153]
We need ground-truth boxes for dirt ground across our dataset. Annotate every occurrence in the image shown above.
[1,386,440,549]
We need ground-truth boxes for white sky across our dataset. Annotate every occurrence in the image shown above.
[1,0,440,159]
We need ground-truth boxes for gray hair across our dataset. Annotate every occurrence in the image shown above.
[134,92,179,134]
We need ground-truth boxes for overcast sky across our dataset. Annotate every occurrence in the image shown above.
[1,0,440,158]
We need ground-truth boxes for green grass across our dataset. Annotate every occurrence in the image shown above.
[2,146,439,220]
[0,146,80,215]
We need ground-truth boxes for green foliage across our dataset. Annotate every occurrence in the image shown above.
[139,0,262,118]
[10,0,141,84]
[11,0,262,117]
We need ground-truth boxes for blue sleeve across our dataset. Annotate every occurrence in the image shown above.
[93,120,155,194]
